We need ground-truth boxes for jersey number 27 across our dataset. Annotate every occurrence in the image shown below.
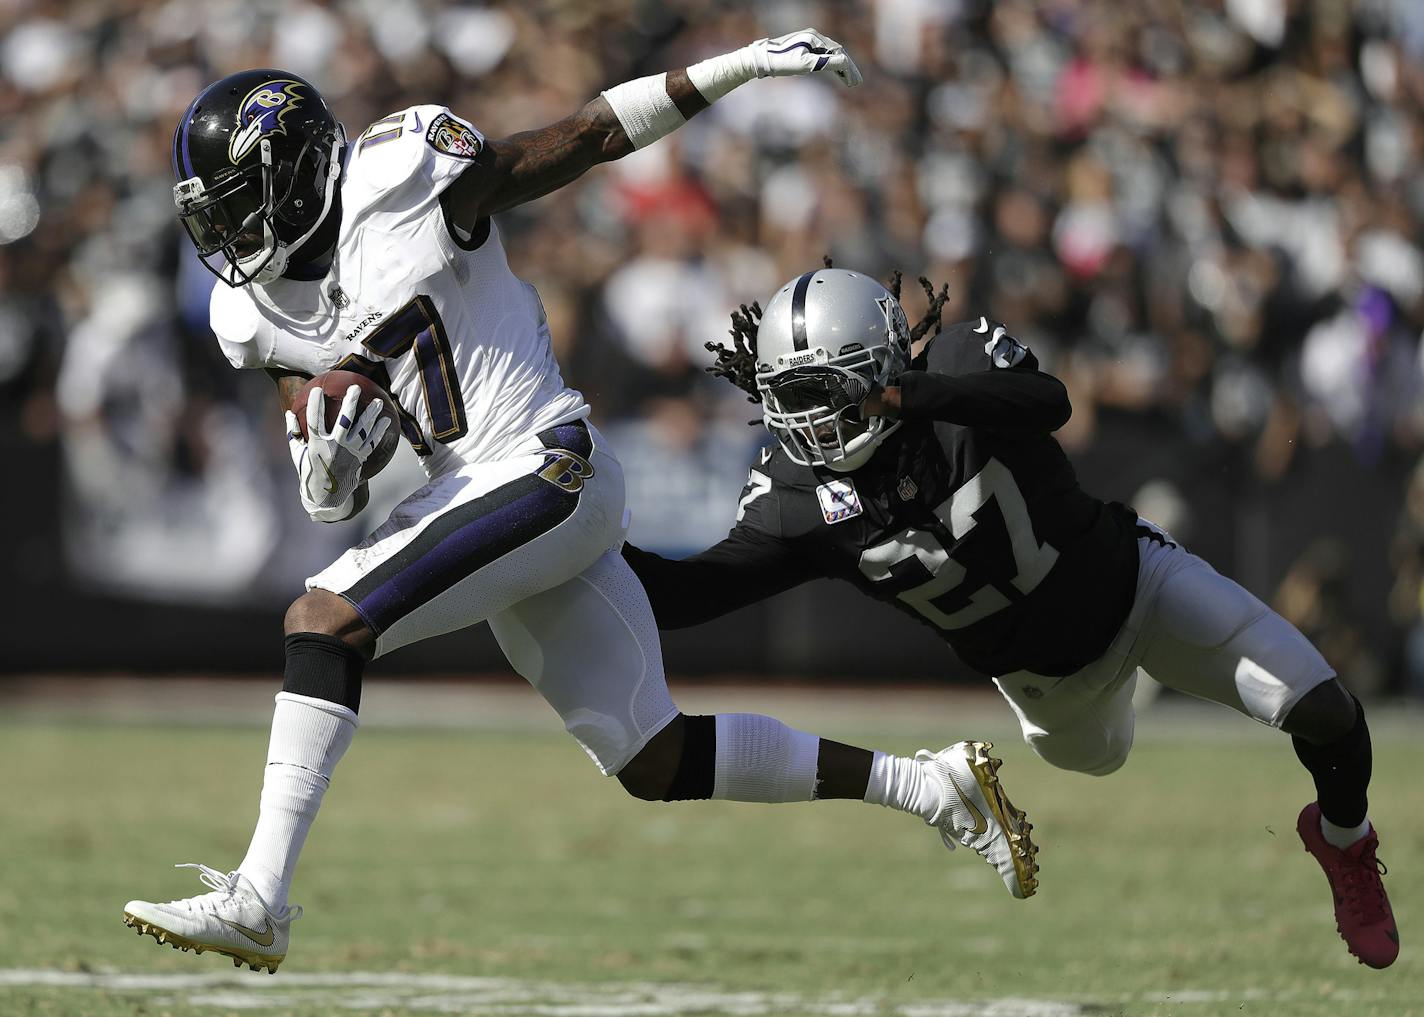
[858,458,1059,630]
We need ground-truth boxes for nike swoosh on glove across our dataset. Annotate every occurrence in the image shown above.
[286,385,391,523]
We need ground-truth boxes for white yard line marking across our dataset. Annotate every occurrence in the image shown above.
[0,969,1378,1015]
[0,969,1094,1016]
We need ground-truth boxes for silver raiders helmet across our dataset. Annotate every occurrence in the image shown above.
[754,268,911,472]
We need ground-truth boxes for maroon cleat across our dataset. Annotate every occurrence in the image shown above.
[1297,802,1399,969]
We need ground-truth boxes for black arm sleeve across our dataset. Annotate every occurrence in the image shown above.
[896,368,1071,433]
[622,527,819,630]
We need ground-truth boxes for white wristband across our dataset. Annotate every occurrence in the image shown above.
[687,47,761,102]
[601,72,685,150]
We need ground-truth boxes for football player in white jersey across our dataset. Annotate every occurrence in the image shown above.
[123,36,1041,974]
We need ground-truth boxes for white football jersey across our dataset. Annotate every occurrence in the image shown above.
[210,105,589,479]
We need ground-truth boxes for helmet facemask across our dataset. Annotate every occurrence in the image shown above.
[174,127,343,288]
[755,293,911,471]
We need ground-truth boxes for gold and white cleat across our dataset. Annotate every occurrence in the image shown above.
[123,864,300,974]
[918,740,1040,899]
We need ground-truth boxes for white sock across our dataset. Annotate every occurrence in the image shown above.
[710,714,820,803]
[1320,813,1371,850]
[237,692,357,910]
[864,751,941,822]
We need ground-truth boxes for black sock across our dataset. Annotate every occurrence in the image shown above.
[1292,695,1371,828]
[283,632,366,713]
[663,714,716,801]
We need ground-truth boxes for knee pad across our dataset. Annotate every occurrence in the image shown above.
[1026,724,1133,777]
[1081,742,1131,777]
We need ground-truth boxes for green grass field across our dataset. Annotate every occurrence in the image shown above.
[1,690,1420,1017]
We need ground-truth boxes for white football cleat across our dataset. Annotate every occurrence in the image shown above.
[918,740,1040,899]
[123,864,300,973]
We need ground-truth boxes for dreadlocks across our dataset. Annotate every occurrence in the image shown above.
[704,260,952,402]
[907,275,951,342]
[705,300,765,404]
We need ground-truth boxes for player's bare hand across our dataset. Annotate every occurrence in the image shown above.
[748,30,862,88]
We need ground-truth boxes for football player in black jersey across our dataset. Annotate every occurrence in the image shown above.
[623,266,1399,969]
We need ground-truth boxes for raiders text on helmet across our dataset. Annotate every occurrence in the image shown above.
[755,268,912,471]
[172,69,345,287]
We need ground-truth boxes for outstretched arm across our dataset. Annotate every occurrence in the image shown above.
[864,370,1071,434]
[444,71,699,219]
[861,321,1070,433]
[623,526,820,630]
[443,29,860,226]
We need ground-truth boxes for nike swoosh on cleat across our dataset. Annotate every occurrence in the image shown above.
[219,917,275,947]
[946,771,989,836]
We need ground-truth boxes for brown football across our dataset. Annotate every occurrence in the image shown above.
[292,370,402,480]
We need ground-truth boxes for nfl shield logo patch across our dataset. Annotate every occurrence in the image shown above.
[897,477,918,501]
[816,478,863,525]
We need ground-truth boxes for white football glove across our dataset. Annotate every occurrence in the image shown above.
[285,385,391,523]
[747,29,863,87]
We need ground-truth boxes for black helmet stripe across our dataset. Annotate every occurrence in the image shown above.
[790,270,817,351]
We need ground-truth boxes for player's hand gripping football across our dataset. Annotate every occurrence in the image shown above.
[745,29,863,88]
[285,385,390,523]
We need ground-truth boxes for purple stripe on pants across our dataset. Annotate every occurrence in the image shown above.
[353,475,573,634]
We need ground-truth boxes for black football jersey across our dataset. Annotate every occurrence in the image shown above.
[624,317,1142,678]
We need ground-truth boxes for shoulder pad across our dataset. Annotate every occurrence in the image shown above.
[926,316,1034,374]
[343,105,485,210]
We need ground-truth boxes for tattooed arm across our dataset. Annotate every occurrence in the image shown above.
[268,367,310,416]
[441,71,706,225]
[442,30,860,230]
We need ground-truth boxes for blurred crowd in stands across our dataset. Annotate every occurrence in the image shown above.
[3,0,1424,691]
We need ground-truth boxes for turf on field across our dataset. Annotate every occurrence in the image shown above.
[0,686,1419,1017]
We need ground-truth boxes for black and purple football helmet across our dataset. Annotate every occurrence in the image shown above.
[172,69,345,287]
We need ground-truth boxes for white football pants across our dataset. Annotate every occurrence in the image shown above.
[308,419,677,773]
[993,520,1336,776]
